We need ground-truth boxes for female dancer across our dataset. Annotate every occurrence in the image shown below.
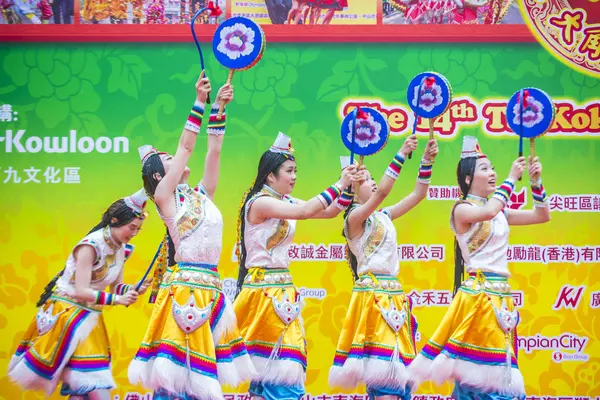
[286,0,306,23]
[319,0,347,24]
[233,132,358,400]
[8,189,151,399]
[329,136,438,400]
[408,136,550,399]
[129,73,256,399]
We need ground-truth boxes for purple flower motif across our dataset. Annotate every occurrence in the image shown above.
[512,95,544,128]
[216,23,255,61]
[347,113,382,148]
[412,82,444,113]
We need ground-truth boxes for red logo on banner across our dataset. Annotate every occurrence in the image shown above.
[508,188,526,210]
[552,285,586,310]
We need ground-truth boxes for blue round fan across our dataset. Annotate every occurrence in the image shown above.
[341,107,390,158]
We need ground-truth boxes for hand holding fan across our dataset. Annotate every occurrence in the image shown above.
[190,1,223,104]
[341,107,390,193]
[406,71,452,159]
[212,16,266,119]
[506,87,555,160]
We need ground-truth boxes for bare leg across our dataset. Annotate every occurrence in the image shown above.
[286,0,299,23]
[321,8,335,24]
[293,1,306,23]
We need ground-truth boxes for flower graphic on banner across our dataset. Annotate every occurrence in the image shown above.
[412,82,443,113]
[347,113,381,148]
[216,23,255,61]
[512,95,544,128]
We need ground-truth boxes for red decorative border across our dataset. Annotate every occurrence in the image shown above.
[0,24,535,42]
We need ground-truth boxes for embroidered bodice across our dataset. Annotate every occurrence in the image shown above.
[451,194,510,276]
[161,183,223,265]
[345,206,399,277]
[56,227,134,296]
[243,185,297,270]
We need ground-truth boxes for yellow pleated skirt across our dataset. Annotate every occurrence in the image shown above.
[409,271,525,398]
[329,274,417,395]
[128,263,255,399]
[233,267,307,388]
[8,295,114,396]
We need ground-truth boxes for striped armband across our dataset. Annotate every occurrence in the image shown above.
[531,179,548,208]
[94,290,117,306]
[492,178,515,205]
[317,183,342,207]
[335,189,354,210]
[417,158,433,184]
[206,103,225,136]
[114,283,132,295]
[184,101,205,134]
[385,151,406,180]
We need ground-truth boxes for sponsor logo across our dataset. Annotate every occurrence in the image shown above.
[518,333,589,363]
[552,285,586,310]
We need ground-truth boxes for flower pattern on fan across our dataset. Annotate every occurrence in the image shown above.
[347,113,382,148]
[216,23,255,61]
[492,298,519,333]
[412,82,443,113]
[272,292,302,326]
[512,95,544,128]
[379,301,406,333]
[172,294,212,334]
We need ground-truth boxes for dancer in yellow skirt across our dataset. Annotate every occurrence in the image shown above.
[329,135,438,400]
[8,188,151,399]
[408,136,551,399]
[129,72,256,399]
[233,132,358,400]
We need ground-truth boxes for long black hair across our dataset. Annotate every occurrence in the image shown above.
[36,199,140,307]
[453,156,478,295]
[141,153,177,267]
[235,150,293,297]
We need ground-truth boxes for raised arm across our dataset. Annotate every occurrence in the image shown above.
[154,72,211,213]
[507,156,551,226]
[306,165,359,219]
[73,246,138,307]
[347,135,418,227]
[249,171,355,222]
[454,156,526,227]
[387,139,438,220]
[199,83,234,200]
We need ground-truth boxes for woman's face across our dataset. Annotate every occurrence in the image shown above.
[159,153,191,177]
[111,218,144,244]
[268,160,297,195]
[468,158,497,197]
[357,168,377,204]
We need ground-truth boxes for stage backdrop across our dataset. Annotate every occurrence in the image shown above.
[0,42,599,400]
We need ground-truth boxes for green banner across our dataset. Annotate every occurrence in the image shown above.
[0,43,599,400]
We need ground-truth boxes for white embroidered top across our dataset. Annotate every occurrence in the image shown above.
[161,183,223,265]
[55,226,134,296]
[451,195,510,276]
[345,206,399,276]
[243,185,297,270]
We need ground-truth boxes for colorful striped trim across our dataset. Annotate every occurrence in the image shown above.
[417,159,433,184]
[333,343,364,366]
[318,184,342,207]
[215,337,250,363]
[531,183,547,205]
[94,291,115,306]
[335,190,354,210]
[385,152,406,180]
[492,179,515,205]
[185,101,205,134]
[124,243,134,261]
[420,340,443,361]
[65,354,111,372]
[206,103,225,136]
[22,308,91,380]
[443,339,519,367]
[114,284,132,296]
[209,291,225,331]
[246,341,307,368]
[333,342,415,366]
[134,340,218,379]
